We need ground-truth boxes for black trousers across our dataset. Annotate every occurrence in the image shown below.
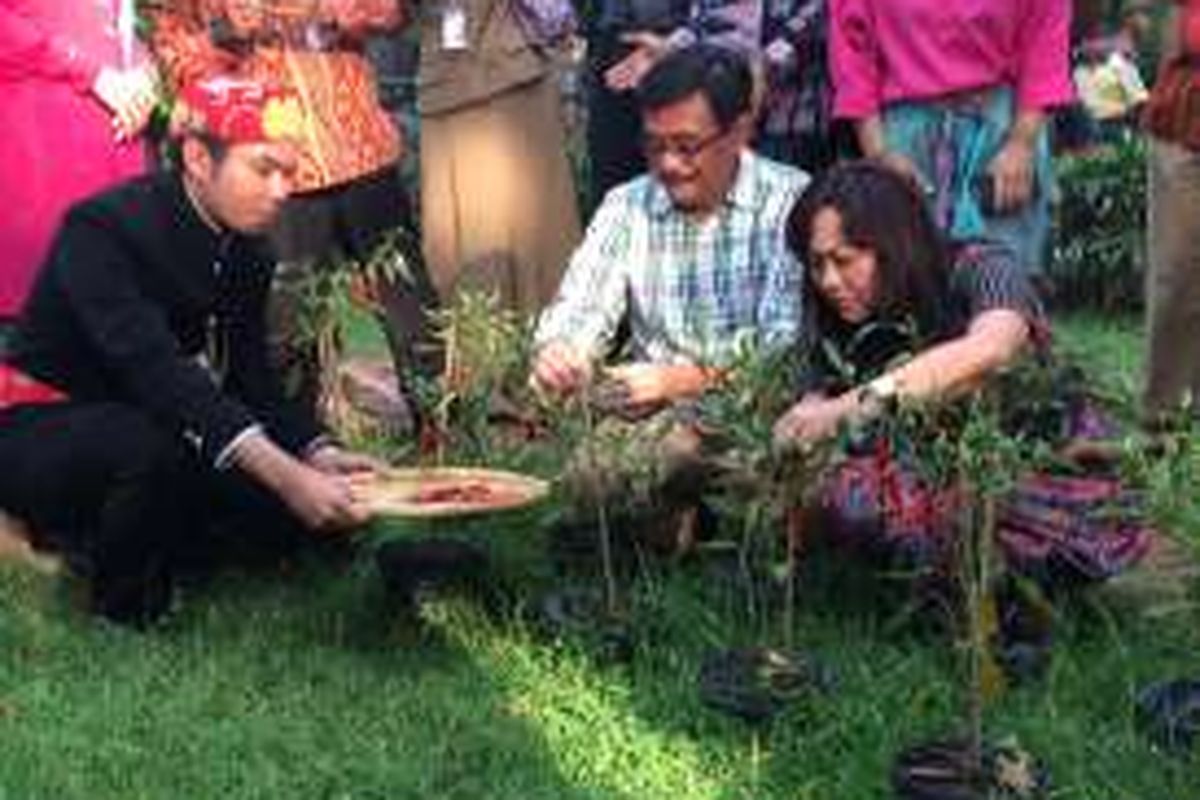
[269,167,443,413]
[584,34,648,220]
[0,402,307,625]
[0,317,14,362]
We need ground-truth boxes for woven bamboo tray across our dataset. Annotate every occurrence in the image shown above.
[355,466,550,519]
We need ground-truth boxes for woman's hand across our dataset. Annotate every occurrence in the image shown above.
[773,393,858,445]
[604,32,668,91]
[855,115,925,191]
[987,110,1044,213]
[92,64,159,140]
[986,137,1035,213]
[877,151,923,187]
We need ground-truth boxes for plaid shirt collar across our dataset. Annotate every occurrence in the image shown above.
[646,150,760,219]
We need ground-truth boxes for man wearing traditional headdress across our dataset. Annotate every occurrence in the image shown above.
[147,0,439,421]
[0,77,379,627]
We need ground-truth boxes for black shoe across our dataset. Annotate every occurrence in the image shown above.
[1136,678,1200,754]
[89,557,174,630]
[375,539,488,607]
[0,316,15,360]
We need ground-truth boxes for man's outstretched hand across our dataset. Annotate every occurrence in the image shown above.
[530,340,594,397]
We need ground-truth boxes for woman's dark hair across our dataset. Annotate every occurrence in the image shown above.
[787,160,955,343]
[636,43,753,130]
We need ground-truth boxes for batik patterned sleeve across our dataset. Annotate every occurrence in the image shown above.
[533,189,634,358]
[146,0,238,91]
[320,0,405,37]
[667,0,762,54]
[828,0,882,119]
[1015,0,1073,111]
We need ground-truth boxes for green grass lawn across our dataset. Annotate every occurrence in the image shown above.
[2,313,1198,799]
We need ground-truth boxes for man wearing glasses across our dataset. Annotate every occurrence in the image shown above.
[531,44,807,415]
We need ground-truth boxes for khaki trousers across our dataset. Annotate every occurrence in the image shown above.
[1145,138,1200,417]
[421,75,581,314]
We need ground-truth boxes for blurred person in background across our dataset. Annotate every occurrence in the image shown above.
[1142,0,1200,424]
[0,0,157,348]
[415,0,581,313]
[829,0,1074,284]
[755,0,845,173]
[582,0,762,217]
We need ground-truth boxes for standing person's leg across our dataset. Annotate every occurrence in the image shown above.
[335,167,444,401]
[0,403,204,626]
[0,317,14,361]
[270,171,442,426]
[268,189,340,411]
[1144,137,1200,420]
[421,78,581,314]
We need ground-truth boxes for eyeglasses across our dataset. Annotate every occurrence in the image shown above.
[641,127,729,162]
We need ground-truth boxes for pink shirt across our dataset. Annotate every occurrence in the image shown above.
[0,0,147,317]
[829,0,1074,119]
[1182,0,1200,56]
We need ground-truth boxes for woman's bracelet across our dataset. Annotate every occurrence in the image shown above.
[857,374,900,413]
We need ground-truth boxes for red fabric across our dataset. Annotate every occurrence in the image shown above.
[819,440,1154,582]
[146,0,404,193]
[0,0,147,318]
[1183,0,1200,57]
[0,363,67,410]
[177,76,301,142]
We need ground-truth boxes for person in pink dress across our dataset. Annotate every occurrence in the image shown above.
[0,0,157,327]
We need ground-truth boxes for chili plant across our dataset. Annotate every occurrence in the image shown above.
[418,290,534,464]
[881,373,1049,781]
[293,227,419,439]
[697,333,831,645]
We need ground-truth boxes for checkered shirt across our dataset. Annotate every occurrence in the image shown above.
[534,151,808,366]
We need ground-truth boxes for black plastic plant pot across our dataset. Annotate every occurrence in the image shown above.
[697,647,834,727]
[530,586,635,665]
[892,738,1050,800]
[1135,678,1200,755]
[991,577,1055,686]
[375,538,489,605]
[545,512,651,577]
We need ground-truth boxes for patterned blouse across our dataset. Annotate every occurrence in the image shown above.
[147,0,404,193]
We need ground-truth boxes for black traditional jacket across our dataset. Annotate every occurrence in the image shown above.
[8,172,322,465]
